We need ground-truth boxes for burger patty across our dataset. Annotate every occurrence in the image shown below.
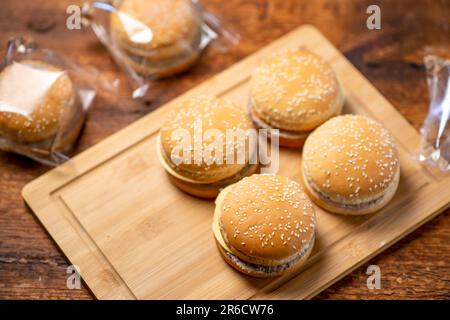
[309,179,388,211]
[222,234,315,276]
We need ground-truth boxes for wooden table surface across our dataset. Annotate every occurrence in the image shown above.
[0,0,449,300]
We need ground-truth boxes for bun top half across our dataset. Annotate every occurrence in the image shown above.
[215,174,316,264]
[302,115,400,204]
[159,95,254,183]
[249,48,343,132]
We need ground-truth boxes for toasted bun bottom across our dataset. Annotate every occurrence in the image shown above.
[121,48,200,78]
[215,237,314,278]
[248,104,310,149]
[274,131,307,149]
[166,162,259,199]
[301,166,400,215]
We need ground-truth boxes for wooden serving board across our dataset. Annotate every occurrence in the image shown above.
[22,25,450,300]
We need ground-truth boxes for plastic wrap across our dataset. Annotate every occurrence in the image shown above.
[0,38,97,165]
[418,55,450,172]
[82,0,240,98]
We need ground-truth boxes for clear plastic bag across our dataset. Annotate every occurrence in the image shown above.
[417,55,450,173]
[0,38,97,166]
[81,0,240,98]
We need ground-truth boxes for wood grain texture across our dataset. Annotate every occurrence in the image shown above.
[22,25,446,299]
[0,0,449,299]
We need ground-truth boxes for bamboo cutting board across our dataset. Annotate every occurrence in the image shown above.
[22,25,450,299]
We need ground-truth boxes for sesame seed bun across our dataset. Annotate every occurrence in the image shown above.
[212,174,316,277]
[302,115,400,215]
[110,0,203,77]
[158,95,257,198]
[248,102,309,148]
[0,60,84,153]
[249,48,344,147]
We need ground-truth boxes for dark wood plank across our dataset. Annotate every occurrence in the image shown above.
[0,0,449,299]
